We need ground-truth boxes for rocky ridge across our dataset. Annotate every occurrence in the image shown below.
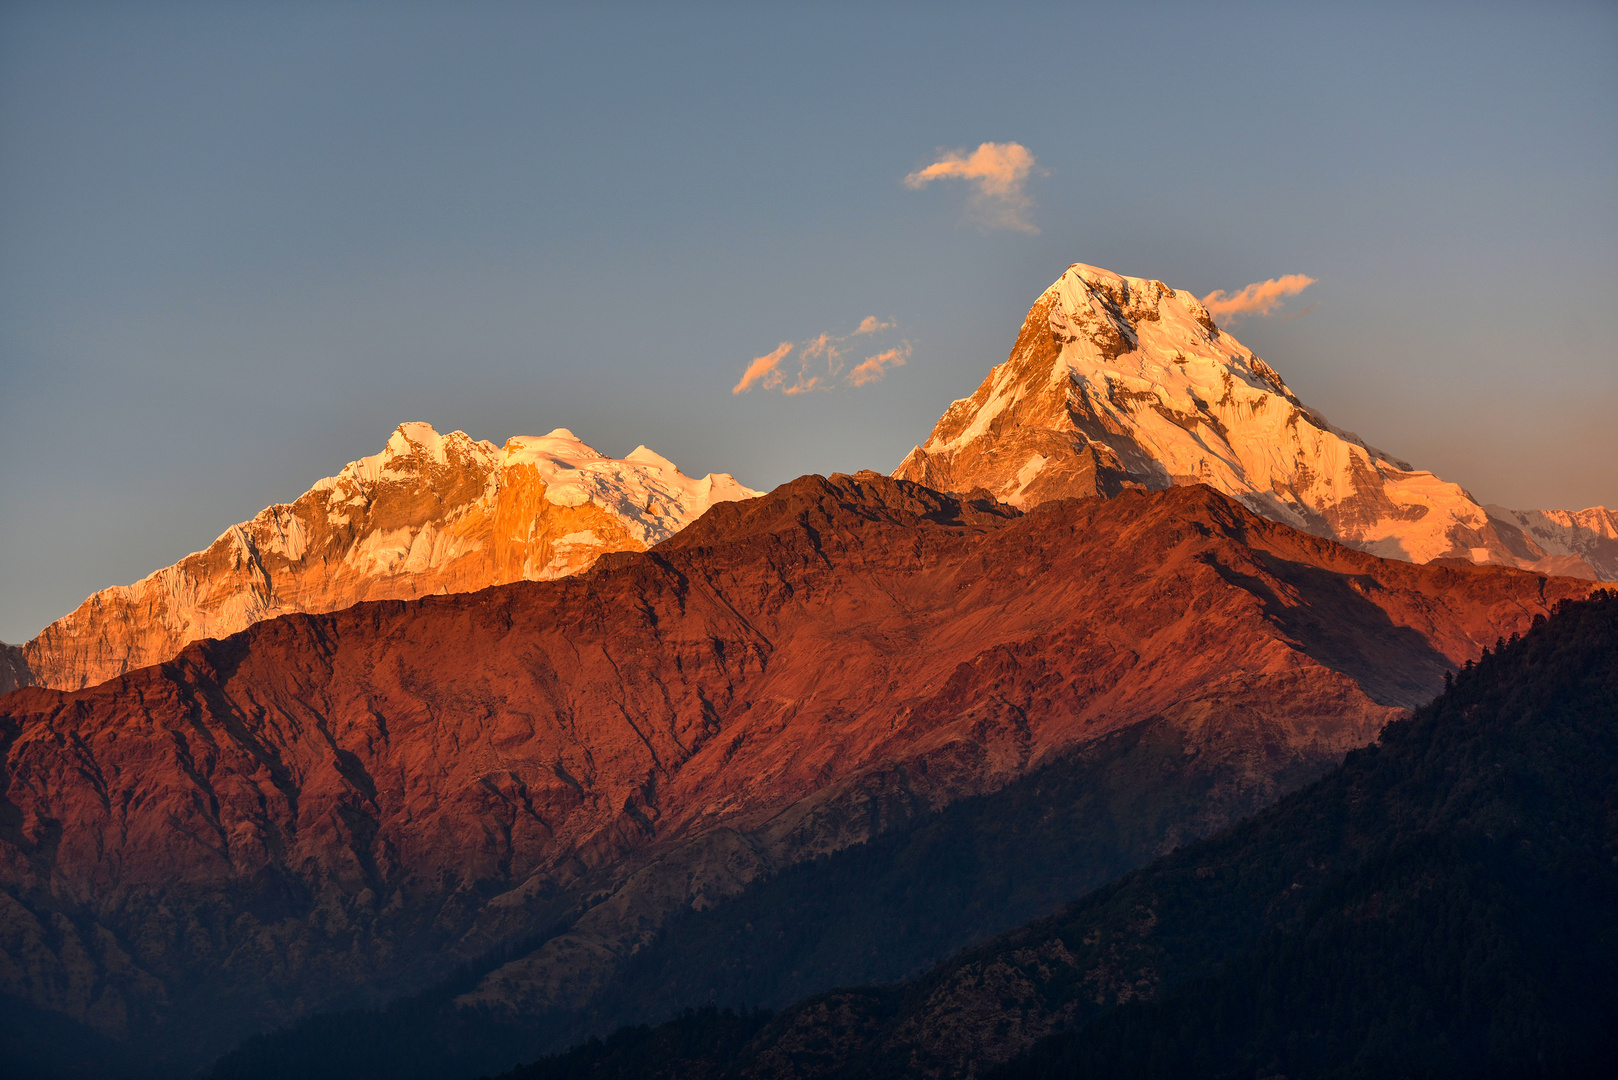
[895,262,1614,580]
[1,422,759,693]
[0,474,1593,1073]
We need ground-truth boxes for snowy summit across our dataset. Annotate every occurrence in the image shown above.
[897,263,1615,579]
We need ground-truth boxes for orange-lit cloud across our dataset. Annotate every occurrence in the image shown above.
[904,142,1041,233]
[847,344,911,387]
[731,341,794,395]
[781,375,823,396]
[1201,274,1317,322]
[733,318,909,396]
[800,333,839,362]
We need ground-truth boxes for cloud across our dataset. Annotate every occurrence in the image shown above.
[847,344,911,387]
[1201,274,1317,322]
[733,318,908,396]
[780,375,823,396]
[904,142,1041,233]
[800,333,840,362]
[731,341,793,395]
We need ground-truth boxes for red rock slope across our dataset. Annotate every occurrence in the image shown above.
[0,475,1592,1065]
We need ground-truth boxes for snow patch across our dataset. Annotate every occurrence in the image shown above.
[504,431,762,545]
[1014,454,1047,493]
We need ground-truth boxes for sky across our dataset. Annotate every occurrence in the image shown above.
[2,1,1615,643]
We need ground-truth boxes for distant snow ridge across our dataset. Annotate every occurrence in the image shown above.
[896,262,1615,581]
[9,423,761,691]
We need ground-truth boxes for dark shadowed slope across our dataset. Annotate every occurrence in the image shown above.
[991,592,1618,1080]
[208,707,1314,1080]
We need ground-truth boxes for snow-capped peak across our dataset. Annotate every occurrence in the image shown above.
[896,262,1614,580]
[498,429,756,541]
[16,422,763,691]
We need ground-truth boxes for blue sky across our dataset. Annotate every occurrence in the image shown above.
[2,2,1615,641]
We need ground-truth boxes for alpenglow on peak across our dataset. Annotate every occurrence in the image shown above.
[5,423,761,692]
[896,263,1615,580]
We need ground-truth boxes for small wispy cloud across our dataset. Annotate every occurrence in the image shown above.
[1201,274,1317,322]
[904,142,1041,234]
[732,341,794,395]
[732,319,910,396]
[847,346,910,387]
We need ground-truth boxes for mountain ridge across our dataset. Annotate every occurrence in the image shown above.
[895,262,1614,581]
[0,474,1593,1074]
[1,422,759,693]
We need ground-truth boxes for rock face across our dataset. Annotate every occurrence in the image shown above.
[7,422,759,692]
[0,474,1593,1072]
[895,263,1614,580]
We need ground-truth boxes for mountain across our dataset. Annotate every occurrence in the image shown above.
[1485,503,1618,580]
[207,695,1408,1080]
[895,263,1614,581]
[0,474,1591,1076]
[495,590,1618,1080]
[0,422,759,693]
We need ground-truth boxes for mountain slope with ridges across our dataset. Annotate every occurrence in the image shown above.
[0,475,1593,1074]
[488,592,1618,1080]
